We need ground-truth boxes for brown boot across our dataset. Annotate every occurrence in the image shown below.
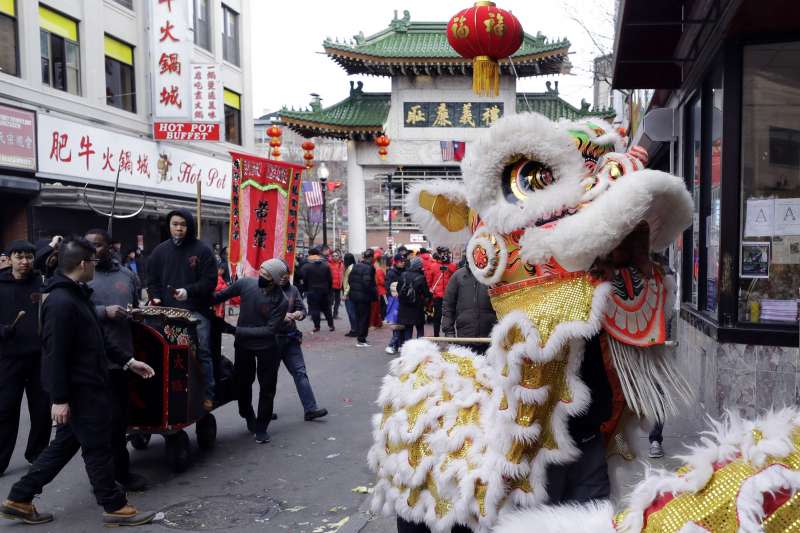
[102,505,155,527]
[0,499,54,525]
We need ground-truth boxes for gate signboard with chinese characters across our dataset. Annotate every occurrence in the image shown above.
[151,0,221,141]
[37,114,229,201]
[228,152,303,278]
[403,102,504,128]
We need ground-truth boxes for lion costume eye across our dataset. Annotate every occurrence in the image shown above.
[501,158,556,204]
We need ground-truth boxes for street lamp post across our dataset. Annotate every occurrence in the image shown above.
[387,173,393,253]
[318,162,329,247]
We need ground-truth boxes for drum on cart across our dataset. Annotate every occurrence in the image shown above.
[127,307,229,472]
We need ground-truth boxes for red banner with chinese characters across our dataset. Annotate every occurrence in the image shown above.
[228,152,303,279]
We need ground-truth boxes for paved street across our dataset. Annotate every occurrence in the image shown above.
[0,315,710,533]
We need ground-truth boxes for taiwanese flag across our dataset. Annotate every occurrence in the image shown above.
[453,141,466,162]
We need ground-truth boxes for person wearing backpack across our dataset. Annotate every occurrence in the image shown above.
[396,257,431,348]
[348,249,378,347]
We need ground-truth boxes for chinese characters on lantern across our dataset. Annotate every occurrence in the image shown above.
[403,102,504,128]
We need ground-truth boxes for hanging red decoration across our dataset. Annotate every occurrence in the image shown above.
[303,152,315,161]
[269,139,282,148]
[271,148,281,158]
[375,134,391,160]
[301,140,315,152]
[266,125,282,139]
[305,161,314,169]
[446,1,524,96]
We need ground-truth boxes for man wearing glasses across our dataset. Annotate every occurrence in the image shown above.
[0,241,50,477]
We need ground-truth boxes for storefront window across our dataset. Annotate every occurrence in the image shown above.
[686,95,702,307]
[706,68,723,314]
[0,0,18,77]
[104,35,135,113]
[738,41,800,324]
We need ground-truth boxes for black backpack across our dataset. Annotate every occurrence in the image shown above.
[397,273,417,306]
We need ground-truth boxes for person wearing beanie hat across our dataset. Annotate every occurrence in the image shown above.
[0,252,10,271]
[299,248,334,333]
[212,258,289,444]
[0,239,51,477]
[383,254,407,354]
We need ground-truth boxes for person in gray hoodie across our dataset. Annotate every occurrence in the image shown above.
[85,229,147,492]
[212,259,288,444]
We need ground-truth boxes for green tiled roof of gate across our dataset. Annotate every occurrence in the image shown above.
[279,92,391,139]
[324,21,569,59]
[517,92,615,120]
[322,12,570,77]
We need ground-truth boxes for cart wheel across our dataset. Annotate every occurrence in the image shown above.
[165,430,190,473]
[129,434,151,451]
[196,413,217,450]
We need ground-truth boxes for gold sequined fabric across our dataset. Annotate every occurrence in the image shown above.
[489,274,596,345]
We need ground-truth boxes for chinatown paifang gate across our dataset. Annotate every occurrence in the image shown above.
[279,11,614,254]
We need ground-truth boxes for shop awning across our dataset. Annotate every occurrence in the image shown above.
[0,175,40,196]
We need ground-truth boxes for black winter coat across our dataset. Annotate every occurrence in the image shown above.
[300,256,332,293]
[348,261,377,303]
[441,267,497,339]
[41,273,130,404]
[146,209,217,314]
[385,266,404,293]
[397,269,431,326]
[0,268,44,358]
[212,277,288,351]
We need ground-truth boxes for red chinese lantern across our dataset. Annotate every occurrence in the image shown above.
[269,139,281,148]
[303,152,315,161]
[271,148,281,159]
[305,161,314,169]
[301,140,315,152]
[266,125,282,138]
[446,2,524,96]
[375,134,390,160]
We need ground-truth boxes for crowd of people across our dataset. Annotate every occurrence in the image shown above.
[293,244,498,355]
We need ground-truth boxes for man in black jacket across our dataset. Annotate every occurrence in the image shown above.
[397,257,431,347]
[147,209,217,409]
[441,266,497,354]
[0,241,50,476]
[347,249,377,347]
[383,254,406,355]
[1,238,155,527]
[213,259,288,444]
[299,248,334,332]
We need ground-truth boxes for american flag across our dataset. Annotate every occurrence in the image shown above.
[302,181,323,207]
[440,140,454,162]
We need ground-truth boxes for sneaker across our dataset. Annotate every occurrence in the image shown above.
[385,346,396,354]
[1,500,54,525]
[271,413,278,420]
[328,326,335,332]
[649,441,664,459]
[120,472,148,492]
[102,505,156,527]
[356,342,371,348]
[304,408,328,421]
[344,332,357,337]
[255,431,271,444]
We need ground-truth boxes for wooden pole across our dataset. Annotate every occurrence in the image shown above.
[196,179,202,239]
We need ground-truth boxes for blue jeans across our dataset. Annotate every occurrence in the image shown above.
[192,312,215,400]
[389,329,403,350]
[345,299,357,333]
[279,338,318,413]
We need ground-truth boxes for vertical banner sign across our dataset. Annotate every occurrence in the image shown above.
[152,0,219,141]
[228,152,304,278]
[188,64,222,140]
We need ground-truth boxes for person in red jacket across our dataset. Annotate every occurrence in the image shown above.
[328,250,344,319]
[426,247,457,337]
[370,252,386,328]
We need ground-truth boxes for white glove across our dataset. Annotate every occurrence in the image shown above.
[174,288,188,301]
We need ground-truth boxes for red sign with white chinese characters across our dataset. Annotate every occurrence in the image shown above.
[0,104,36,171]
[153,122,220,141]
[228,152,303,278]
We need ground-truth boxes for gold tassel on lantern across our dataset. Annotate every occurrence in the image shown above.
[473,55,500,96]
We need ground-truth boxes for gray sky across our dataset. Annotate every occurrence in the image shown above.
[249,0,615,118]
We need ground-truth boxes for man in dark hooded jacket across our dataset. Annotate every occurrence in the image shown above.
[0,240,50,476]
[396,257,431,347]
[146,209,217,409]
[299,248,334,332]
[441,266,497,354]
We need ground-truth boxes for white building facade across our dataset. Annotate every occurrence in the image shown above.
[0,0,253,251]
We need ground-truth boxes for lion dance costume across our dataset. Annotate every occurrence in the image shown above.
[366,113,798,532]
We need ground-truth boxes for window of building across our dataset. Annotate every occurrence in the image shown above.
[224,88,241,145]
[193,0,211,51]
[104,35,135,113]
[39,5,80,95]
[738,41,800,325]
[222,4,239,66]
[109,0,132,9]
[0,0,18,77]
